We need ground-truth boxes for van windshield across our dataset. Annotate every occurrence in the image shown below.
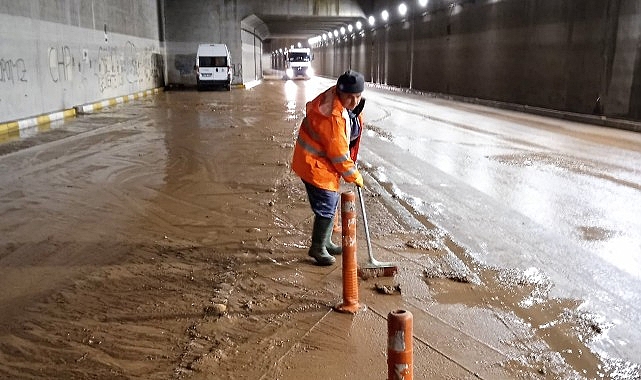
[288,52,310,62]
[199,56,227,67]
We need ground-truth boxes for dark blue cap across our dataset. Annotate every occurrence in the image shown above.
[337,70,364,93]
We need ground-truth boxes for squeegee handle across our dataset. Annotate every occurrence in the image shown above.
[357,186,374,260]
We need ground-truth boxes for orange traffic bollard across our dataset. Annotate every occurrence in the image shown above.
[334,190,362,314]
[388,310,413,380]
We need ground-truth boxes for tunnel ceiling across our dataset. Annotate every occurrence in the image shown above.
[257,14,366,41]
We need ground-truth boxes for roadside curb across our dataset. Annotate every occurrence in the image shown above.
[0,87,164,139]
[366,82,641,133]
[74,87,164,114]
[240,80,261,90]
[0,109,77,138]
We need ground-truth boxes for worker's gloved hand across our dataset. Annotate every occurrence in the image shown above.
[354,174,364,188]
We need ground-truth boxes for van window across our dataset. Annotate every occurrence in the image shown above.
[199,56,227,67]
[288,52,310,62]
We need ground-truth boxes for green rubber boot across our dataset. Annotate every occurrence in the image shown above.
[308,215,336,266]
[325,216,342,256]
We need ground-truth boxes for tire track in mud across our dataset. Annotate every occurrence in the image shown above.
[0,187,332,380]
[0,116,170,325]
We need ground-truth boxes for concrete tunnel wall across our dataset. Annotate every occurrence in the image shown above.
[0,0,164,124]
[314,0,641,121]
[0,0,364,125]
[162,0,363,87]
[3,0,641,125]
[154,0,272,87]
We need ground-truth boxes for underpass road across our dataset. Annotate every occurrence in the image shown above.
[0,77,640,378]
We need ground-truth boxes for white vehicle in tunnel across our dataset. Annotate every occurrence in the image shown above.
[285,47,314,80]
[195,44,232,91]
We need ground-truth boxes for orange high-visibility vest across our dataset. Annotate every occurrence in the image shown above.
[292,86,363,191]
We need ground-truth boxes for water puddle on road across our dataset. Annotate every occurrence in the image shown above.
[415,238,640,379]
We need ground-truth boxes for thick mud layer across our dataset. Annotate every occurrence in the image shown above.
[0,82,639,379]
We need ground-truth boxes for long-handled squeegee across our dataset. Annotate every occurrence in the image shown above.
[356,186,398,278]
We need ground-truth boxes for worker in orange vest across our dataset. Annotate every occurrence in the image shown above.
[292,70,366,265]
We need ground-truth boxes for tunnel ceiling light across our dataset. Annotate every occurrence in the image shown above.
[399,3,407,16]
[356,20,362,30]
[381,10,389,22]
[418,0,428,6]
[340,26,346,35]
[348,24,353,33]
[297,42,302,48]
[333,29,339,37]
[368,15,375,26]
[322,33,328,40]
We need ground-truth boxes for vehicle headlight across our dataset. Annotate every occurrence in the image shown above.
[286,68,293,78]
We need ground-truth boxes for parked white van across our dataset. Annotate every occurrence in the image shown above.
[195,44,232,91]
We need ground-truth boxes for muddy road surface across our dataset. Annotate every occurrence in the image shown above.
[0,77,639,379]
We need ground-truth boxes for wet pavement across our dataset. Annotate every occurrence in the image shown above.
[356,85,641,369]
[0,76,640,379]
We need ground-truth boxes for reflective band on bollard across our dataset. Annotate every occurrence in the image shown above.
[388,309,413,380]
[335,190,362,314]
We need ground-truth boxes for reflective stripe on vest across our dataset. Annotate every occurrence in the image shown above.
[301,117,322,144]
[342,165,358,177]
[330,152,350,164]
[296,134,326,157]
[298,114,356,180]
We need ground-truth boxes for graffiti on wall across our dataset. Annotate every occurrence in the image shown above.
[2,28,168,123]
[2,40,166,121]
[48,46,73,82]
[96,41,164,92]
[126,42,163,86]
[0,41,164,93]
[4,42,163,92]
[124,41,138,84]
[97,45,124,92]
[0,57,27,84]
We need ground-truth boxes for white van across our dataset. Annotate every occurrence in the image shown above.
[195,44,232,91]
[286,47,314,80]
